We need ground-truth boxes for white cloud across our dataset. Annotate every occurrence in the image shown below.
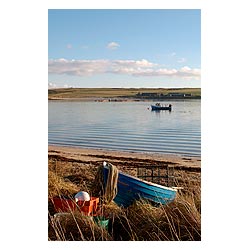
[131,67,200,79]
[107,42,120,50]
[48,58,200,79]
[49,59,110,76]
[131,68,178,77]
[112,59,157,69]
[48,82,76,89]
[178,66,201,80]
[63,84,74,88]
[48,82,57,89]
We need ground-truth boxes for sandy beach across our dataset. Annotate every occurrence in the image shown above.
[49,145,200,170]
[48,145,201,193]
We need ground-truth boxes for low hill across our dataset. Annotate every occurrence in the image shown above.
[48,88,201,100]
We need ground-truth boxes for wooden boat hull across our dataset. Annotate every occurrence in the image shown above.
[103,166,177,207]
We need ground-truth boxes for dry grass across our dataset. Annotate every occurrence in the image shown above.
[48,211,112,241]
[48,157,201,241]
[48,170,79,198]
[108,191,201,241]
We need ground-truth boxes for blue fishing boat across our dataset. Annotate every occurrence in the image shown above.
[151,103,172,111]
[103,163,177,207]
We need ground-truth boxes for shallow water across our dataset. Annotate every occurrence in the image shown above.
[48,100,201,157]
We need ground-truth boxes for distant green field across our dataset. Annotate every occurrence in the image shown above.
[48,88,201,99]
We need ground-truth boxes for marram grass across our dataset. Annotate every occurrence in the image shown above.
[48,168,201,241]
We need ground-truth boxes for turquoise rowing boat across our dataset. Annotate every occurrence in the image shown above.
[103,163,177,207]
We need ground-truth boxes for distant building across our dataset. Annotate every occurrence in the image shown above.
[136,92,160,97]
[135,92,193,99]
[167,93,192,98]
[167,93,184,97]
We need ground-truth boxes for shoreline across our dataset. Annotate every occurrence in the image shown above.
[48,145,201,170]
[48,97,201,102]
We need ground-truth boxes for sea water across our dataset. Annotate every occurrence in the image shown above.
[48,100,201,157]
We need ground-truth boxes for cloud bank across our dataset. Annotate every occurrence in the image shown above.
[48,58,200,79]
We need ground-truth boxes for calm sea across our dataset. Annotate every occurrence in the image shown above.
[48,100,201,157]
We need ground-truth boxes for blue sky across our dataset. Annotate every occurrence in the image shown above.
[48,9,200,88]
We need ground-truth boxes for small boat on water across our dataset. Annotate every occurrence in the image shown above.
[151,103,172,111]
[103,162,177,207]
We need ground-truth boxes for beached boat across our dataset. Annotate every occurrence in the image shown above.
[151,103,172,111]
[103,163,177,207]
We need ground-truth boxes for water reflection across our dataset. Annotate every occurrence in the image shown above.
[151,109,171,113]
[151,110,172,118]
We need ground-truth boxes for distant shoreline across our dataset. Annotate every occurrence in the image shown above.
[48,87,201,100]
[48,96,201,101]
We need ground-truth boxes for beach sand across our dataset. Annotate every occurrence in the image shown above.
[48,145,201,169]
[48,145,201,193]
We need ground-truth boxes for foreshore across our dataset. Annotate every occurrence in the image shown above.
[48,145,201,169]
[48,145,201,192]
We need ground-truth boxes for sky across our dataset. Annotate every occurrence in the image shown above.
[48,9,200,88]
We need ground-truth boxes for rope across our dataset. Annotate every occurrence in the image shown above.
[91,162,119,205]
[104,162,118,204]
